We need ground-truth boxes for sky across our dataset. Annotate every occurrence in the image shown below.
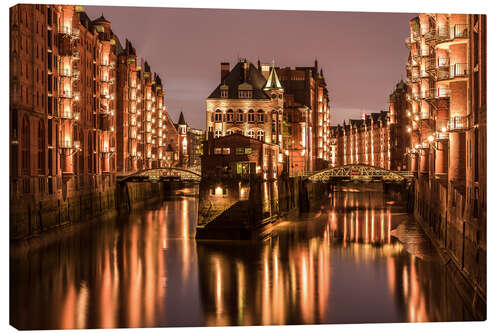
[85,6,416,129]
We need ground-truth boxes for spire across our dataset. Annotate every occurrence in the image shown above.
[178,111,186,125]
[264,64,283,91]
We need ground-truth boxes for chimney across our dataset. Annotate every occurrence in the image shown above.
[261,63,270,79]
[221,62,230,83]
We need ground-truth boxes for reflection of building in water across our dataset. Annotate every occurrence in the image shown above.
[197,236,331,326]
[10,199,198,330]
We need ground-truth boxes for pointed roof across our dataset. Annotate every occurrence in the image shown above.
[264,65,283,91]
[178,111,186,125]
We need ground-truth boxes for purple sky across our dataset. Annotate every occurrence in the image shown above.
[85,6,416,129]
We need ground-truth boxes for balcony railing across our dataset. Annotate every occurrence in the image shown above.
[425,60,435,72]
[424,87,450,99]
[452,24,469,39]
[450,63,468,78]
[436,24,469,43]
[424,29,436,42]
[448,115,470,131]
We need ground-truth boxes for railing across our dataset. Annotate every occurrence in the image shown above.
[450,63,468,78]
[424,29,436,42]
[452,24,469,39]
[436,24,469,42]
[424,87,450,99]
[425,60,436,72]
[448,115,470,131]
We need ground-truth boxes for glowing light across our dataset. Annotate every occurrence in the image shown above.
[441,127,447,133]
[427,135,434,142]
[215,186,223,196]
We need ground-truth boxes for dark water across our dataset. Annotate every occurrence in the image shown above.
[10,186,474,329]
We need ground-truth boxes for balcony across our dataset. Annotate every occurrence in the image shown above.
[60,90,73,99]
[424,29,436,42]
[424,87,450,100]
[448,115,470,131]
[436,24,469,45]
[72,69,80,79]
[450,63,468,78]
[436,131,449,141]
[425,60,436,72]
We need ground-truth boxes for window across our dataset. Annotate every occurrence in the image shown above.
[236,148,245,155]
[21,117,29,175]
[220,88,228,98]
[247,129,255,138]
[223,148,231,155]
[38,121,45,173]
[215,129,222,138]
[215,109,222,122]
[227,109,234,122]
[245,148,252,154]
[248,109,255,122]
[237,109,244,122]
[239,90,252,99]
[214,148,222,154]
[257,109,264,122]
[226,129,233,135]
[257,130,264,141]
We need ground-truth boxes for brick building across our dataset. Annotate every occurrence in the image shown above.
[9,4,181,237]
[202,133,281,179]
[330,81,410,171]
[174,111,203,170]
[277,60,331,171]
[205,58,332,177]
[404,13,486,297]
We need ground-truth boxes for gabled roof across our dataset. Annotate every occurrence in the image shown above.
[207,60,270,100]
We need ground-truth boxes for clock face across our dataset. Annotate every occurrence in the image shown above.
[271,94,277,99]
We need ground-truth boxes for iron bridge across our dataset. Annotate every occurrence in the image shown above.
[117,167,202,183]
[306,164,414,183]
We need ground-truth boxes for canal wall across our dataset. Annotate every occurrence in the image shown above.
[10,181,180,241]
[196,176,328,239]
[413,176,486,320]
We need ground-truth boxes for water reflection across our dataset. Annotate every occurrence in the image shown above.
[10,185,474,330]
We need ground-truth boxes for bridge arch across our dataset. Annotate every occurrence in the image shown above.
[118,167,202,182]
[306,164,409,182]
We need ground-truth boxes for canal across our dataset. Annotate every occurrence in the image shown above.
[10,184,475,329]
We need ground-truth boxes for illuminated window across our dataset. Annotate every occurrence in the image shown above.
[223,148,230,155]
[257,130,264,141]
[248,109,255,122]
[236,148,245,155]
[215,109,222,122]
[226,109,234,122]
[215,129,222,138]
[214,148,222,154]
[247,129,255,138]
[257,110,264,122]
[237,109,244,122]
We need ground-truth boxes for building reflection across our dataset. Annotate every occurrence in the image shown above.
[10,197,199,330]
[10,189,473,330]
[196,185,473,325]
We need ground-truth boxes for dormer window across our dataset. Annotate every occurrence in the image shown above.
[239,90,252,99]
[220,84,228,98]
[238,82,253,99]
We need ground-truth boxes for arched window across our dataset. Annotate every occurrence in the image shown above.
[215,109,222,122]
[226,109,234,122]
[226,129,233,136]
[247,129,255,138]
[215,129,222,138]
[38,121,45,174]
[257,109,264,122]
[21,117,30,175]
[237,109,244,122]
[248,109,255,123]
[257,130,264,142]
